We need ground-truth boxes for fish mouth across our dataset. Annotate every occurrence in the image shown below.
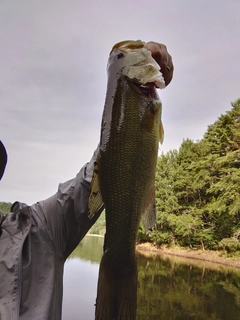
[109,40,166,90]
[134,81,159,100]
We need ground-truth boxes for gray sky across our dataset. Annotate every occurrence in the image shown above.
[1,0,240,204]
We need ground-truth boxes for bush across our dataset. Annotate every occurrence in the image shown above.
[218,237,240,253]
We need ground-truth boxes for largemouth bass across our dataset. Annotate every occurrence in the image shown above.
[88,40,166,320]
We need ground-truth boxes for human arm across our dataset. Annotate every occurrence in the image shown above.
[33,146,104,260]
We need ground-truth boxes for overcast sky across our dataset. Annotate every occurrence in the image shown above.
[0,0,240,204]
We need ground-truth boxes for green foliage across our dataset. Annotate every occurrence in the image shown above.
[138,98,240,252]
[218,237,240,253]
[0,202,12,215]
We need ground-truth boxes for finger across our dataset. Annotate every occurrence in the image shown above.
[147,42,174,86]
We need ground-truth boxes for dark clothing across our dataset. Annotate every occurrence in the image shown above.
[0,140,7,180]
[0,149,103,319]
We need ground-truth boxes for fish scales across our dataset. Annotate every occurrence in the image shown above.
[88,40,165,320]
[100,78,159,263]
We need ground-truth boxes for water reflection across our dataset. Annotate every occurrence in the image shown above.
[137,254,240,320]
[63,236,240,320]
[62,236,103,320]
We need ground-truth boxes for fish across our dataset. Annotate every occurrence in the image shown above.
[88,39,165,320]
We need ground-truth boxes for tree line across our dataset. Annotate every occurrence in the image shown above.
[140,98,240,252]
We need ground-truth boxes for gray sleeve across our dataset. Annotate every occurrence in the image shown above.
[34,146,104,260]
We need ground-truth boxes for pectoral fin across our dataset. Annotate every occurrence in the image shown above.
[88,157,104,219]
[141,184,157,233]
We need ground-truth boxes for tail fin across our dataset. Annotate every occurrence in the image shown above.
[95,252,137,320]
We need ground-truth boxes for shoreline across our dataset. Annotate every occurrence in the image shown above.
[86,234,240,270]
[136,242,240,270]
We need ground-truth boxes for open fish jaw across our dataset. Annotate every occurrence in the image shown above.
[108,39,166,89]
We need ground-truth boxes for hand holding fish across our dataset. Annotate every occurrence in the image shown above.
[147,41,174,86]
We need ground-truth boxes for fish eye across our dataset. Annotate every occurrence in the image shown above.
[117,53,124,59]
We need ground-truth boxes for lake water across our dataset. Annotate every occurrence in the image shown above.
[62,235,240,320]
